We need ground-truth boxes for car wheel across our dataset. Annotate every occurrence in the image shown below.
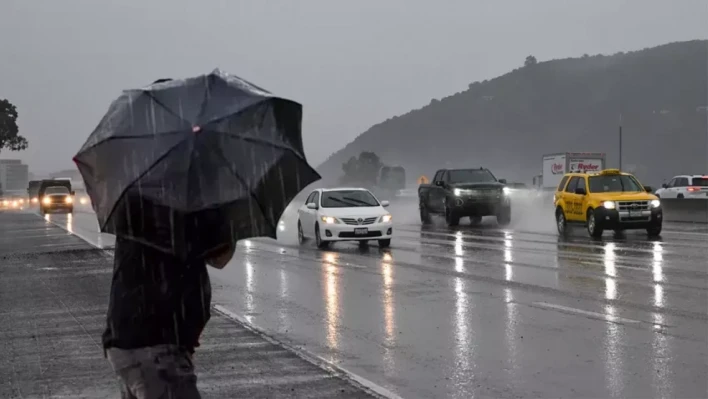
[297,220,306,244]
[378,239,391,248]
[677,194,684,199]
[496,209,511,227]
[647,225,662,237]
[445,205,459,227]
[358,240,369,247]
[469,216,482,226]
[556,208,567,236]
[315,224,329,249]
[586,209,604,238]
[420,205,432,225]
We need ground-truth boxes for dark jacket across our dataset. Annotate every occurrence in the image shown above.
[102,235,211,354]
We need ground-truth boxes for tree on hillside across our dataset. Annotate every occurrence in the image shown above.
[0,99,28,154]
[340,151,383,186]
[524,55,538,67]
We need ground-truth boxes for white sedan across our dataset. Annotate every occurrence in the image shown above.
[297,188,393,249]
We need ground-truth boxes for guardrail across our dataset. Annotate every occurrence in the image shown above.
[661,198,708,224]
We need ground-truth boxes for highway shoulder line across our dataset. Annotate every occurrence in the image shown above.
[213,304,401,399]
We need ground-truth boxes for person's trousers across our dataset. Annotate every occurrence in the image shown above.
[106,345,201,399]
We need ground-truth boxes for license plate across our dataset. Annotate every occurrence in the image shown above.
[354,228,369,236]
[629,210,643,217]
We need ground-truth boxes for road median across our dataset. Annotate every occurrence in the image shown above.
[661,198,708,223]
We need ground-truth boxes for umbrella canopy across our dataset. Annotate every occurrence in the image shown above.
[74,69,320,258]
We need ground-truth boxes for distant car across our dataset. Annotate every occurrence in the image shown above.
[654,175,708,199]
[297,188,393,249]
[0,196,25,211]
[39,185,74,215]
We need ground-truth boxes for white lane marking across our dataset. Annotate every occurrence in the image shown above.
[213,304,401,399]
[39,213,106,249]
[532,302,641,324]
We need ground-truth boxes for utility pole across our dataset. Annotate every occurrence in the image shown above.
[618,114,623,171]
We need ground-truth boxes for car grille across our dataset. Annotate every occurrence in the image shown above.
[339,231,383,238]
[341,217,378,225]
[617,200,649,211]
[617,200,651,222]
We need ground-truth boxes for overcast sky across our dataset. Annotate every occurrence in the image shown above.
[1,0,706,174]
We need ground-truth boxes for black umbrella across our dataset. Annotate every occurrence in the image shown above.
[74,69,320,258]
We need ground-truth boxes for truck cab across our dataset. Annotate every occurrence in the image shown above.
[38,179,75,215]
[418,168,511,227]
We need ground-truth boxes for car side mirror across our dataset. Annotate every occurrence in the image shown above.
[381,200,390,208]
[661,183,668,189]
[306,202,318,210]
[435,181,445,187]
[575,187,586,195]
[499,179,507,184]
[644,186,653,193]
[71,191,76,196]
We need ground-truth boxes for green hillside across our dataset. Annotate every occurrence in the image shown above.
[317,40,708,187]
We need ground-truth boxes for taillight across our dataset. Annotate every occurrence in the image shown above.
[687,187,700,192]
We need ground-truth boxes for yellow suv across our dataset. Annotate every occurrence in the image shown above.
[554,169,662,238]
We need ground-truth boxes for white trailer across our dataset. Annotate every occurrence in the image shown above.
[539,152,606,190]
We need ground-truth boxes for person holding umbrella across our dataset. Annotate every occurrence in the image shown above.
[74,72,320,398]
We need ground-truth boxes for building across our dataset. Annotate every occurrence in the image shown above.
[0,159,30,192]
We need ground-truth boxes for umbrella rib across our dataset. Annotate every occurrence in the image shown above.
[100,137,190,232]
[143,90,191,126]
[215,133,306,160]
[76,131,187,155]
[209,144,277,231]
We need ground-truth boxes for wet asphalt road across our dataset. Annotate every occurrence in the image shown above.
[41,196,708,399]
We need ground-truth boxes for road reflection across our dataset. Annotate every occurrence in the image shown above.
[503,232,518,379]
[604,243,617,300]
[452,246,472,390]
[279,268,290,333]
[66,213,73,234]
[322,252,340,354]
[381,252,396,374]
[245,261,254,323]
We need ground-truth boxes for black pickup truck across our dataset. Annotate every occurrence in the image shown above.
[418,168,511,226]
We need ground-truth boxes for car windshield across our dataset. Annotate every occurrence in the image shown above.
[588,175,643,193]
[448,169,497,183]
[44,186,70,195]
[321,190,379,208]
[692,177,708,187]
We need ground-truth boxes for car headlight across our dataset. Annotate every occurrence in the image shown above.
[380,214,393,223]
[650,199,661,209]
[65,196,73,204]
[320,216,338,224]
[80,197,88,205]
[2,200,8,206]
[454,188,462,196]
[502,187,510,195]
[42,197,51,205]
[602,201,616,210]
[31,197,38,203]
